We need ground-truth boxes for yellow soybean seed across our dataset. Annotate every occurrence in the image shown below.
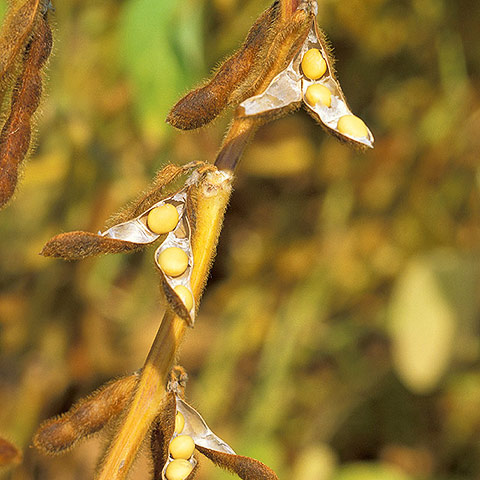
[165,459,194,480]
[174,285,194,312]
[169,435,196,460]
[337,115,369,138]
[174,412,185,434]
[158,248,189,277]
[147,204,179,234]
[301,48,327,80]
[305,84,332,107]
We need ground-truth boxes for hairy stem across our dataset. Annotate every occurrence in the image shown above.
[97,310,182,480]
[214,114,259,172]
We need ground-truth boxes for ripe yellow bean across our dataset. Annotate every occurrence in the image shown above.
[147,204,179,234]
[174,412,185,434]
[301,48,327,80]
[337,115,369,138]
[165,459,194,480]
[158,248,189,277]
[174,285,194,312]
[305,84,332,107]
[169,435,196,460]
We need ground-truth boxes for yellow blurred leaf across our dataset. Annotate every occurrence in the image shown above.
[387,254,457,394]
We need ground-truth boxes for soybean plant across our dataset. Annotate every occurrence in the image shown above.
[0,0,373,479]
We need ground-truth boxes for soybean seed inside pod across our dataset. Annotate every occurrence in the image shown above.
[301,48,327,80]
[174,412,185,434]
[169,435,196,460]
[165,459,194,480]
[158,248,189,277]
[337,115,369,139]
[305,84,332,107]
[147,204,180,234]
[174,285,194,312]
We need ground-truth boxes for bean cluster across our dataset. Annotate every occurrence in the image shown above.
[164,411,196,480]
[301,47,369,139]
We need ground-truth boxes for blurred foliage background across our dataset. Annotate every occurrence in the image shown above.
[1,0,480,479]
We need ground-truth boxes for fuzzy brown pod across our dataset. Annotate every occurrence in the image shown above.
[151,393,177,479]
[239,0,374,149]
[151,393,200,480]
[0,9,53,208]
[108,162,205,226]
[34,373,138,455]
[0,437,22,466]
[0,0,43,88]
[40,231,142,260]
[40,188,188,261]
[167,0,317,131]
[166,2,280,130]
[40,162,206,261]
[40,162,219,326]
[196,446,278,480]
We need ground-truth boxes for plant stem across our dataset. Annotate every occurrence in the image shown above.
[214,114,258,172]
[96,310,182,480]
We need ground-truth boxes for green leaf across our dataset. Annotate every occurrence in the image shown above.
[119,0,204,143]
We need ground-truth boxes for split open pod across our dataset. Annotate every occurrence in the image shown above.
[152,392,278,480]
[40,162,233,327]
[167,0,373,150]
[239,5,374,149]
